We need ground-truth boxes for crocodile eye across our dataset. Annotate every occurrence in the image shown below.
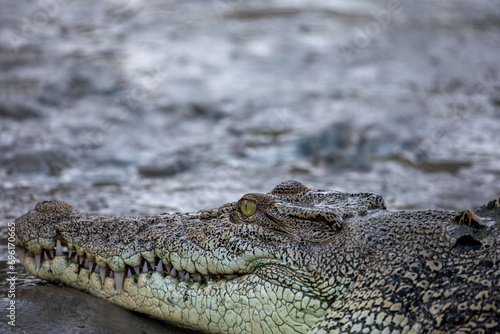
[240,199,257,217]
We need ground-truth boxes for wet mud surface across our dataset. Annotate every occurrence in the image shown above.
[1,0,500,333]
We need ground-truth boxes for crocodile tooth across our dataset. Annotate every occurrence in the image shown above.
[149,261,155,270]
[48,249,54,258]
[127,268,132,277]
[79,256,84,265]
[110,271,114,278]
[165,264,172,273]
[203,275,210,281]
[89,260,94,272]
[68,249,73,259]
[100,267,106,285]
[114,271,124,294]
[142,262,148,273]
[156,260,163,272]
[192,273,201,282]
[84,259,89,269]
[16,248,25,265]
[35,254,41,272]
[178,270,188,280]
[56,240,63,256]
[169,267,177,277]
[44,251,49,261]
[133,266,140,275]
[226,274,237,280]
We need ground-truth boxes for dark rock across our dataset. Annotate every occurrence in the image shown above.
[297,121,370,170]
[43,59,124,101]
[0,100,44,119]
[138,156,192,178]
[297,122,352,156]
[190,101,227,120]
[6,148,70,175]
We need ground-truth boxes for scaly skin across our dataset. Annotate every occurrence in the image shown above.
[14,181,500,333]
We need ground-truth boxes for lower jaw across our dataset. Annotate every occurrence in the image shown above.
[20,254,324,334]
[21,254,242,331]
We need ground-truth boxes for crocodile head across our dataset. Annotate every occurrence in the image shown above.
[14,180,386,333]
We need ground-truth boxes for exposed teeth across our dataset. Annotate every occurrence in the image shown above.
[19,244,243,291]
[56,240,63,256]
[156,260,164,272]
[16,248,25,265]
[35,254,41,271]
[100,267,106,285]
[114,271,124,293]
[179,270,189,281]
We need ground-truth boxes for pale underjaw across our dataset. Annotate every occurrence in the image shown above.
[17,243,329,334]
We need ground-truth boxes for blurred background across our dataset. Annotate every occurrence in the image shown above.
[1,0,499,332]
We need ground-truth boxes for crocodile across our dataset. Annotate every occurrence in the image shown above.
[14,180,500,333]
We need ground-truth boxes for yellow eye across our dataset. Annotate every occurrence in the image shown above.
[240,199,257,217]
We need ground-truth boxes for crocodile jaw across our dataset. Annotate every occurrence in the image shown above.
[18,250,329,334]
[15,186,371,334]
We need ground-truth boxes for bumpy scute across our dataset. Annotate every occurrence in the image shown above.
[35,200,73,214]
[452,210,485,230]
[271,180,310,195]
[482,197,500,210]
[476,196,500,221]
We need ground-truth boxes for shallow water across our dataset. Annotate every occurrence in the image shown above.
[1,0,499,333]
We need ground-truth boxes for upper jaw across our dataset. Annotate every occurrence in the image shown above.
[14,203,294,287]
[14,198,336,299]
